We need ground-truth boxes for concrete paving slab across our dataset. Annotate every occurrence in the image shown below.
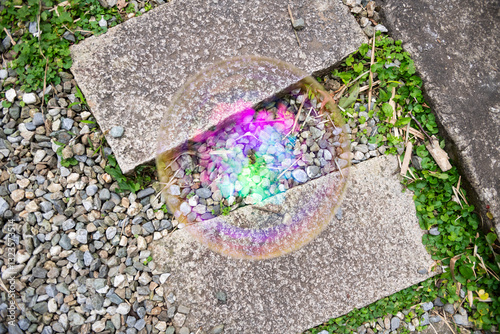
[70,0,366,174]
[152,155,435,333]
[380,0,500,232]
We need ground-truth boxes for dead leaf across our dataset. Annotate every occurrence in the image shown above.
[117,0,127,10]
[450,254,460,282]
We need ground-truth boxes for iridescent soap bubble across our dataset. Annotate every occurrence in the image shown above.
[157,56,350,260]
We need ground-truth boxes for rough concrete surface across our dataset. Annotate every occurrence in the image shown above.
[380,0,500,232]
[70,0,366,174]
[152,155,435,333]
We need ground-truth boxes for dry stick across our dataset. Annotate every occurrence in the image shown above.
[334,158,344,179]
[326,113,336,129]
[408,111,433,143]
[287,5,301,47]
[400,126,425,140]
[400,141,413,176]
[359,80,380,92]
[347,70,370,87]
[405,121,411,143]
[0,278,20,309]
[334,85,347,100]
[119,218,128,238]
[277,158,301,179]
[388,87,399,137]
[154,169,180,201]
[367,35,376,111]
[3,27,16,45]
[437,313,457,334]
[299,107,314,130]
[428,322,438,334]
[164,151,197,170]
[285,94,306,138]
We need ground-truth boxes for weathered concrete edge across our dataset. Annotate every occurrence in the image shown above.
[69,2,367,174]
[379,11,499,234]
[152,155,438,333]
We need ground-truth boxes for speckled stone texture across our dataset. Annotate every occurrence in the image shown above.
[70,0,366,174]
[380,0,500,233]
[152,155,435,334]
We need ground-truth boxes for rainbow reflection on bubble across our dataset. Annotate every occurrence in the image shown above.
[157,56,350,260]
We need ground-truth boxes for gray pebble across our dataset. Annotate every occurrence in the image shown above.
[453,314,470,326]
[99,188,111,200]
[196,188,212,199]
[33,113,45,126]
[86,184,98,197]
[61,118,74,131]
[429,227,440,236]
[110,126,124,138]
[137,187,155,199]
[390,317,400,331]
[76,229,88,244]
[291,169,308,183]
[106,226,117,240]
[443,303,455,314]
[422,301,433,311]
[420,312,430,326]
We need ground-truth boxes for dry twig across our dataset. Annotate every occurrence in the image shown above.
[3,27,16,45]
[367,36,376,111]
[287,5,301,47]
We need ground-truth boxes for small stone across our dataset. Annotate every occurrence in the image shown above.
[210,324,224,334]
[434,297,444,307]
[33,113,45,126]
[86,184,98,196]
[6,88,16,102]
[92,320,106,332]
[99,17,107,27]
[23,93,38,104]
[62,118,74,130]
[430,316,441,323]
[420,312,430,326]
[110,126,124,138]
[10,189,25,202]
[429,227,440,236]
[137,187,155,199]
[76,229,88,244]
[306,165,320,178]
[292,18,305,30]
[411,155,423,170]
[390,317,400,331]
[422,301,433,311]
[375,24,388,33]
[99,188,111,200]
[116,302,131,315]
[417,267,428,275]
[106,226,117,240]
[443,303,455,314]
[196,187,212,198]
[363,25,375,37]
[291,169,308,183]
[360,17,371,28]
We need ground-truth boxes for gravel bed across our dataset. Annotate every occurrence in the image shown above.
[0,70,190,334]
[0,0,490,333]
[158,91,350,222]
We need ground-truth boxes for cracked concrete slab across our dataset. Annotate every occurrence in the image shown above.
[380,0,500,232]
[152,155,435,333]
[70,0,366,174]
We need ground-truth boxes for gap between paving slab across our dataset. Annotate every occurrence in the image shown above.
[152,155,436,334]
[70,0,367,174]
